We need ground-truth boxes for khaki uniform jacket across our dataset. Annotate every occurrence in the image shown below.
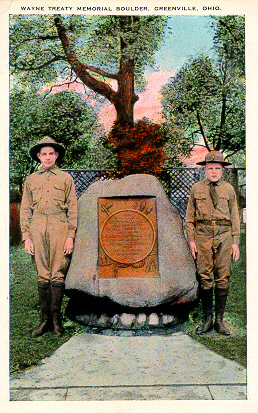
[20,166,77,241]
[185,178,240,245]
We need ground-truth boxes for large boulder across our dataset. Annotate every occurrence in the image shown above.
[65,174,198,307]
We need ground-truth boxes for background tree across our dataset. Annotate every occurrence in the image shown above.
[161,16,245,162]
[10,89,115,197]
[10,15,167,126]
[213,15,245,78]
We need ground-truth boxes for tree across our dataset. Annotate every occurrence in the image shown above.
[161,16,245,161]
[10,88,113,197]
[212,15,245,78]
[10,15,167,126]
[106,119,166,177]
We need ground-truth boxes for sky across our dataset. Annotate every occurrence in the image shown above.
[99,16,216,132]
[153,16,216,72]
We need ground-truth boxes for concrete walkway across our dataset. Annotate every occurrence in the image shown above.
[10,331,246,401]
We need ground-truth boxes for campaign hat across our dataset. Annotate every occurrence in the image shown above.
[29,136,65,163]
[196,151,231,166]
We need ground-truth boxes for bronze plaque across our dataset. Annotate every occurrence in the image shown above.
[98,197,159,278]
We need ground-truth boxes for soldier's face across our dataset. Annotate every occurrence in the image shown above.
[37,146,58,169]
[205,163,223,182]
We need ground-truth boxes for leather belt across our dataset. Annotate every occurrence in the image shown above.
[35,210,65,216]
[196,220,231,226]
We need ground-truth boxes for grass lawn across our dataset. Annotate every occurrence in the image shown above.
[10,228,246,377]
[10,246,83,378]
[186,228,247,367]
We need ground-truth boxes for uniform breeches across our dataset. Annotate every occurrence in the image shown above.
[30,213,70,284]
[195,223,233,289]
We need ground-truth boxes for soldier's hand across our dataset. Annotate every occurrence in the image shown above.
[63,237,74,255]
[190,241,197,260]
[24,238,34,255]
[232,244,240,261]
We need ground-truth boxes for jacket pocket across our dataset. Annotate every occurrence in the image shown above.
[217,194,230,212]
[31,185,43,203]
[195,193,207,216]
[53,184,65,202]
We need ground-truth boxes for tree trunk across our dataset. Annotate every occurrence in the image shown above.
[115,59,138,125]
[196,110,211,151]
[54,16,139,127]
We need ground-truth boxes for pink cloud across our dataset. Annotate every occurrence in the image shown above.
[181,146,209,167]
[98,70,175,131]
[98,103,116,131]
[135,70,175,120]
[41,81,99,107]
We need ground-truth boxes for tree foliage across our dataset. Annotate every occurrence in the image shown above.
[10,15,167,125]
[161,16,245,162]
[212,15,245,78]
[10,89,114,196]
[106,119,166,177]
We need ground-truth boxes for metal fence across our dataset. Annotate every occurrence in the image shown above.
[66,168,246,221]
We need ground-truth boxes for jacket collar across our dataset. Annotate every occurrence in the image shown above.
[204,178,222,186]
[37,165,58,175]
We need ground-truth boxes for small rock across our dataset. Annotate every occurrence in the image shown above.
[88,313,98,326]
[161,314,174,326]
[75,314,90,325]
[120,313,135,328]
[148,313,160,327]
[119,330,135,337]
[167,315,175,324]
[135,313,147,328]
[111,314,120,327]
[97,313,112,327]
[103,329,114,336]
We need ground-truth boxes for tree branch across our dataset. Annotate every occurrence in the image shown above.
[84,65,118,80]
[54,16,118,103]
[216,57,229,151]
[217,19,242,52]
[225,149,241,159]
[13,56,64,73]
[193,143,211,148]
[41,77,81,98]
[16,35,60,49]
[190,130,202,146]
[196,110,211,151]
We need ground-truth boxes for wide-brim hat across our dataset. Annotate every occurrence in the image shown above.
[196,151,231,166]
[29,136,65,163]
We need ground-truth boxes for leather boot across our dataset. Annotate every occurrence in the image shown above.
[196,288,214,334]
[214,288,230,335]
[32,282,52,337]
[51,282,65,336]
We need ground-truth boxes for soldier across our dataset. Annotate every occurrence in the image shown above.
[20,137,78,336]
[185,151,240,335]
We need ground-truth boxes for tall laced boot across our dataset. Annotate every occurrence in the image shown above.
[196,287,214,334]
[214,288,230,335]
[32,282,52,337]
[51,282,65,336]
